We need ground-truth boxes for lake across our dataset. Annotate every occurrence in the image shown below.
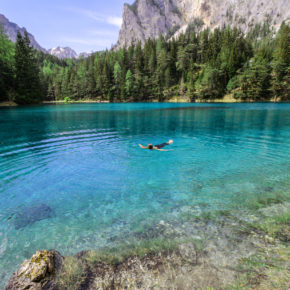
[0,103,289,286]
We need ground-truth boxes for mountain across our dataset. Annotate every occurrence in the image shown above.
[0,13,47,52]
[48,47,78,59]
[116,0,290,49]
[79,52,92,58]
[0,14,80,59]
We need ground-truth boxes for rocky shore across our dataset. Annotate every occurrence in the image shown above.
[5,202,289,290]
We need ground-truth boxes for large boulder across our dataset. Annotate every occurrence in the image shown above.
[5,250,63,290]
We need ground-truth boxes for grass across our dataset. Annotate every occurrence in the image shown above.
[249,212,290,240]
[229,246,290,289]
[89,237,213,289]
[84,237,180,266]
[178,208,233,223]
[56,238,182,289]
[55,200,289,289]
[57,257,86,290]
[228,210,290,289]
[243,191,290,211]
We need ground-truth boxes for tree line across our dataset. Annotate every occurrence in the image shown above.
[0,23,289,104]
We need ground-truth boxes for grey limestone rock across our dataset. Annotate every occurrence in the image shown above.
[48,47,78,59]
[116,0,290,49]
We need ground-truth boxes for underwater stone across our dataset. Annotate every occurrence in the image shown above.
[13,204,54,229]
[5,250,63,290]
[263,186,274,192]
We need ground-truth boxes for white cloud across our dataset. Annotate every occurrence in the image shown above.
[107,16,122,27]
[66,7,122,27]
[54,6,122,52]
[79,9,104,22]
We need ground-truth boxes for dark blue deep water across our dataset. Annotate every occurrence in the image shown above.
[0,103,289,285]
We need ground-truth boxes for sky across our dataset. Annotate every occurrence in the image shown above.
[0,0,135,53]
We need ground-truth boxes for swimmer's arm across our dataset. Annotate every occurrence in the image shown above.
[139,144,148,149]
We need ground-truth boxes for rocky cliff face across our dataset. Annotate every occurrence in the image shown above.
[116,0,290,48]
[0,14,47,52]
[48,47,78,59]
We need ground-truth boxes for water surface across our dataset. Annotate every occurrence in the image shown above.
[0,103,289,285]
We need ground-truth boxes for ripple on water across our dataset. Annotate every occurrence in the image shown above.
[0,103,289,288]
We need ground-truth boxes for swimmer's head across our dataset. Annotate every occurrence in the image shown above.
[148,143,153,149]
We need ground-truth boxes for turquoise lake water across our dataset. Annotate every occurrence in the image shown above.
[0,103,289,285]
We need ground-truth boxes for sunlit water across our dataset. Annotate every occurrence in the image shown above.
[0,103,289,285]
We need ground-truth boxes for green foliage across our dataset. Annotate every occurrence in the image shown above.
[57,257,86,290]
[125,69,133,99]
[14,31,42,104]
[235,61,272,100]
[0,23,289,104]
[272,23,290,100]
[64,96,71,103]
[0,24,15,101]
[46,24,286,102]
[195,66,226,99]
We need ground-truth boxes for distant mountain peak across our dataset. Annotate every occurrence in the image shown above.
[48,47,78,59]
[0,13,82,59]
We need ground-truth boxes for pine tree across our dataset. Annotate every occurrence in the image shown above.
[125,70,133,99]
[272,24,290,100]
[113,62,122,99]
[0,24,15,101]
[15,31,42,104]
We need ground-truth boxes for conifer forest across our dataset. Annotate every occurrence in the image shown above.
[0,23,289,104]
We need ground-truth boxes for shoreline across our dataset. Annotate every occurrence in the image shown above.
[43,97,288,104]
[5,202,289,289]
[0,101,18,107]
[1,98,288,107]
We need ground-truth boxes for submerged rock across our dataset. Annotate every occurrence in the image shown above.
[5,250,63,290]
[13,204,54,229]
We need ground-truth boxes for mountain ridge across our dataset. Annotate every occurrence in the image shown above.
[0,13,47,52]
[116,0,290,49]
[0,14,82,59]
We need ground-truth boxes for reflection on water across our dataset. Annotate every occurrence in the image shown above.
[0,103,289,286]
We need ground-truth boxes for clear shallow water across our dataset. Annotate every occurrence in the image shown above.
[0,103,289,284]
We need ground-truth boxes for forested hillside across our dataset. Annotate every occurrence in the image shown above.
[0,23,289,104]
[0,29,70,104]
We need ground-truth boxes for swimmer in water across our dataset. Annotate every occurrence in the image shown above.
[139,140,173,151]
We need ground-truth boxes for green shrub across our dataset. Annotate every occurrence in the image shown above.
[57,257,86,289]
[64,96,71,103]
